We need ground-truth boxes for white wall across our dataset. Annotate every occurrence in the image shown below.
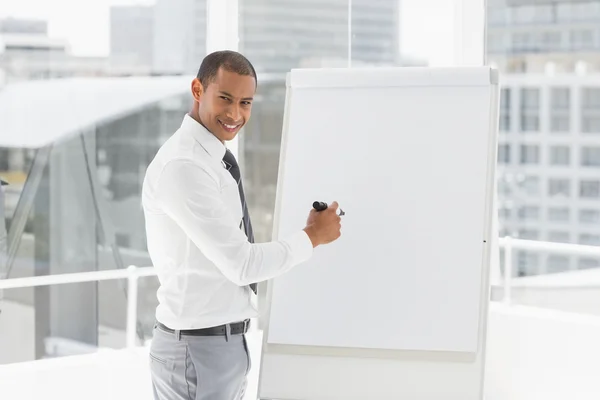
[485,302,600,400]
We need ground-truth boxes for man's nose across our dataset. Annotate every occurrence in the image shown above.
[226,104,241,121]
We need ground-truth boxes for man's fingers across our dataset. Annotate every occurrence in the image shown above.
[329,201,339,210]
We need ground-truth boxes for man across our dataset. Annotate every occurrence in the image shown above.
[142,50,342,400]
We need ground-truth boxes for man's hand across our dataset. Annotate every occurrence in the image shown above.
[303,201,342,248]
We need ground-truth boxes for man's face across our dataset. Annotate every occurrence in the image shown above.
[197,68,256,142]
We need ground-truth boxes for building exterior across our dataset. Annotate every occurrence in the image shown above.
[0,17,110,84]
[152,0,400,73]
[109,6,154,72]
[0,17,47,35]
[487,0,600,276]
[497,74,600,275]
[487,0,600,74]
[240,0,400,73]
[152,0,208,75]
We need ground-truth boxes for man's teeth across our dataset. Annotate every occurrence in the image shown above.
[222,122,237,129]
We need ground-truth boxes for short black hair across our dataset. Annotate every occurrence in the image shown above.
[196,50,257,89]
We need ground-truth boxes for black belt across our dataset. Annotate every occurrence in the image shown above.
[156,320,250,336]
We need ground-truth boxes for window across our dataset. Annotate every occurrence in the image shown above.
[548,207,570,222]
[499,207,511,220]
[579,209,600,224]
[580,180,600,198]
[519,176,540,196]
[581,147,600,167]
[510,5,553,24]
[582,117,600,133]
[582,88,600,108]
[511,6,535,24]
[517,251,539,276]
[488,7,508,26]
[542,31,562,52]
[550,88,570,132]
[548,178,570,197]
[558,2,600,22]
[500,88,511,132]
[581,88,600,133]
[498,179,512,195]
[520,145,540,164]
[548,231,570,243]
[518,206,540,220]
[498,144,511,163]
[520,88,540,132]
[551,87,570,109]
[512,32,532,52]
[518,229,539,240]
[487,33,505,53]
[579,234,600,246]
[548,255,570,273]
[579,258,600,269]
[551,116,570,132]
[570,29,595,50]
[550,146,570,166]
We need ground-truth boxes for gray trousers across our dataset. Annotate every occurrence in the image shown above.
[149,324,251,400]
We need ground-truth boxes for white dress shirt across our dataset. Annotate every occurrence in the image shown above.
[142,114,314,330]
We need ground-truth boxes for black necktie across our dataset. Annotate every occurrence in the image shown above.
[223,149,257,294]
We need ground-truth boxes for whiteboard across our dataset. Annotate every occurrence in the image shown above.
[259,67,499,399]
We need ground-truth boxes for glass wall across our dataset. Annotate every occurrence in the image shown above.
[0,0,484,366]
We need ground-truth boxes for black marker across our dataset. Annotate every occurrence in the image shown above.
[313,201,345,216]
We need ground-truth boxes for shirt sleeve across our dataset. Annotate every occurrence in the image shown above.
[155,159,313,286]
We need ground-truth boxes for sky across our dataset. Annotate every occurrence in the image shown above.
[0,0,454,65]
[0,0,154,56]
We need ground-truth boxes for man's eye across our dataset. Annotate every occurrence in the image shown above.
[220,96,230,101]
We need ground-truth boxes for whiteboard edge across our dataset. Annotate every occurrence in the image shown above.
[257,71,294,396]
[476,77,501,400]
[286,66,495,89]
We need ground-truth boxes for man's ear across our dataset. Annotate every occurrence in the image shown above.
[191,78,204,102]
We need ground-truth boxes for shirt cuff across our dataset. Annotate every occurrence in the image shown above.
[285,230,314,265]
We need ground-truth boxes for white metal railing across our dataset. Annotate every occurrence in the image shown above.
[1,237,599,348]
[498,237,600,305]
[0,265,157,348]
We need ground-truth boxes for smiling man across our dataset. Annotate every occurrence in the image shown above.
[142,51,342,400]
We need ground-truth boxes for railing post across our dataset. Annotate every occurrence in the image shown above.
[126,265,139,348]
[503,236,512,305]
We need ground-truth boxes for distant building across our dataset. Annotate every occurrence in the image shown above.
[240,0,400,73]
[496,73,600,276]
[152,0,401,74]
[0,17,47,35]
[487,0,600,74]
[152,0,207,75]
[110,6,154,73]
[487,0,600,276]
[0,17,109,84]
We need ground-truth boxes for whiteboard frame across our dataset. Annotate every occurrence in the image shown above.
[257,67,500,400]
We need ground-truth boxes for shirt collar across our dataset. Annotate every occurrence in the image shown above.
[181,114,227,161]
